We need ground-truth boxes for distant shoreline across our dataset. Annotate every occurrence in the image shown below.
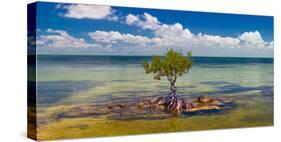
[33,54,273,59]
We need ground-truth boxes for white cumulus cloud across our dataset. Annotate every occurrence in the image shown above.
[124,13,273,50]
[239,31,266,48]
[89,30,152,44]
[125,14,139,25]
[58,4,118,21]
[37,29,99,48]
[88,30,170,51]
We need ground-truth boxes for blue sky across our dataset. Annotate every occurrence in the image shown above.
[34,2,274,57]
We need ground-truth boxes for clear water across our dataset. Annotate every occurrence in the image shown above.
[35,55,273,140]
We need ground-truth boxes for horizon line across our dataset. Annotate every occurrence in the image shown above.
[33,54,274,59]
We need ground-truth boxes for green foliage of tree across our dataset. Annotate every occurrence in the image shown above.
[143,49,192,93]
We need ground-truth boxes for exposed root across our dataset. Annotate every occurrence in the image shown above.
[149,92,186,113]
[144,94,234,114]
[164,93,185,113]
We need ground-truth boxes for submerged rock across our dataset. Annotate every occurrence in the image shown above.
[52,95,235,120]
[186,103,194,109]
[182,96,235,116]
[60,105,111,118]
[186,105,220,112]
[136,100,151,110]
[116,103,127,108]
[197,95,214,104]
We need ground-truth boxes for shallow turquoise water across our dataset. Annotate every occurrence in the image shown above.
[34,55,273,140]
[36,56,273,106]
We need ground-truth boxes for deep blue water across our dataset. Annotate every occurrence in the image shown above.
[37,55,273,66]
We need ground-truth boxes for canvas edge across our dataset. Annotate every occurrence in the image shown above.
[27,2,38,140]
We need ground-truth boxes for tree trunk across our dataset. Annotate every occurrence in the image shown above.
[164,81,185,113]
[170,82,177,94]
